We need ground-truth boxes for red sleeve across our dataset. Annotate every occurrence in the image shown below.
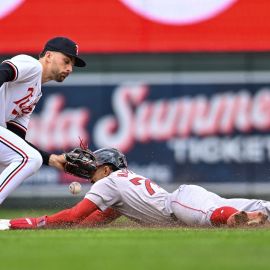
[78,208,121,227]
[46,198,98,227]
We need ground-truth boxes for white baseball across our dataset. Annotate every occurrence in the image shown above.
[69,182,82,195]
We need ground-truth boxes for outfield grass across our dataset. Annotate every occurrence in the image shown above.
[0,209,270,270]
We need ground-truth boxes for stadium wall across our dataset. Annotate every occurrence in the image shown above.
[2,52,270,208]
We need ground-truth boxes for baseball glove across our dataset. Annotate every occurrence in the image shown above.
[64,148,97,179]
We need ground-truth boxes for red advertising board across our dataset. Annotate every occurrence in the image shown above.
[0,0,270,53]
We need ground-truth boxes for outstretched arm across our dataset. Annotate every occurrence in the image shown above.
[48,154,66,170]
[77,208,121,227]
[9,198,99,229]
[6,121,66,170]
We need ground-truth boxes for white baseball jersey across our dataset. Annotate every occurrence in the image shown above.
[85,169,176,225]
[0,54,42,131]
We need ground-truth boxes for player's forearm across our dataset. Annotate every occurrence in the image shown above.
[48,154,66,170]
[26,141,51,165]
[5,123,61,168]
[46,199,98,227]
[6,122,52,166]
[78,208,121,227]
[28,147,65,169]
[9,199,98,230]
[27,141,65,169]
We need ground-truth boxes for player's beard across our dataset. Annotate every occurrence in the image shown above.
[55,72,69,82]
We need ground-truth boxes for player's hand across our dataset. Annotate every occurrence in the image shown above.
[48,154,66,170]
[9,216,47,230]
[0,219,11,230]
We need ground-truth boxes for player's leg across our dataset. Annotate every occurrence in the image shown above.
[217,197,270,221]
[0,127,43,204]
[226,210,268,226]
[169,184,222,226]
[169,184,268,227]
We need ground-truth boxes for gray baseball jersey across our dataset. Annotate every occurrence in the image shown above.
[85,169,175,225]
[0,54,42,130]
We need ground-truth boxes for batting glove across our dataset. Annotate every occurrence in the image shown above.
[0,219,11,230]
[9,216,47,230]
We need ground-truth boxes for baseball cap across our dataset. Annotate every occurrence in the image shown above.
[43,37,86,67]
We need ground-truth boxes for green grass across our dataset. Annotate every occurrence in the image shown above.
[0,210,270,270]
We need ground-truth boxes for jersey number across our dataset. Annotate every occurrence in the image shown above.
[129,177,156,195]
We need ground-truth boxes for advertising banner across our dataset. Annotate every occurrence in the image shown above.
[0,0,270,53]
[14,71,270,197]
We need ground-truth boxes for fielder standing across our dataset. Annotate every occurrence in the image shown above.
[0,36,86,204]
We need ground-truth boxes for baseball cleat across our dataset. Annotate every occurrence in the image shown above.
[227,211,268,227]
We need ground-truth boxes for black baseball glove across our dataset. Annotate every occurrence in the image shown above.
[64,148,97,179]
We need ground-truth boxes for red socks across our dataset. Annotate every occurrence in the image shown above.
[210,206,238,226]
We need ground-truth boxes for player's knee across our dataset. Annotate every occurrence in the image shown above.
[171,202,203,226]
[27,150,43,172]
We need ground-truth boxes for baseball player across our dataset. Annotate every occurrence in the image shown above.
[0,36,86,204]
[1,147,269,230]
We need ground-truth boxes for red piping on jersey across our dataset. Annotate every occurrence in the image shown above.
[0,136,28,192]
[171,200,207,214]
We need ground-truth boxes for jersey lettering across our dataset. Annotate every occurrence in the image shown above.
[117,169,129,177]
[117,169,133,177]
[130,177,157,195]
[12,88,37,116]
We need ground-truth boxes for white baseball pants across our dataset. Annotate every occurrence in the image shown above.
[0,126,42,204]
[170,184,270,226]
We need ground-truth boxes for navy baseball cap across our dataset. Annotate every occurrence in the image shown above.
[43,37,86,67]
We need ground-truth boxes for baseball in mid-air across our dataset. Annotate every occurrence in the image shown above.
[69,182,82,195]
